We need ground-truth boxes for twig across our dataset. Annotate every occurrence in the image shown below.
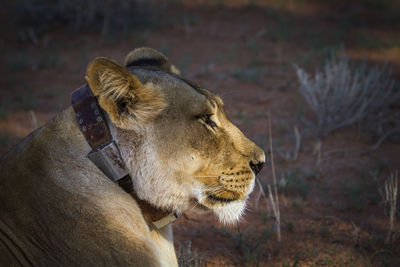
[268,111,281,242]
[293,126,301,160]
[313,140,322,166]
[255,178,271,216]
[385,171,398,244]
[30,110,38,131]
[362,126,400,154]
[268,185,280,242]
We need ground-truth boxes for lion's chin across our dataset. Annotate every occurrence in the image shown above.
[189,200,245,225]
[190,193,247,224]
[191,199,246,224]
[212,200,246,224]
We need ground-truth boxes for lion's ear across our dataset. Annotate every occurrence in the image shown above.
[86,57,166,130]
[124,47,181,75]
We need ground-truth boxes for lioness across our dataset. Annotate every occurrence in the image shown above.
[0,48,265,266]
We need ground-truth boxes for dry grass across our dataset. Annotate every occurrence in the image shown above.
[256,111,281,242]
[384,171,398,244]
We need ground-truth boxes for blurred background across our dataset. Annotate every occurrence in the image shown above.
[1,0,400,266]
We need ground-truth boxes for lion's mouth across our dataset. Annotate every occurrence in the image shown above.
[207,194,235,203]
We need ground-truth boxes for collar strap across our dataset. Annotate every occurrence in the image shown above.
[71,84,178,229]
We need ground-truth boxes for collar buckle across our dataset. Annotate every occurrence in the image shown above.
[88,141,128,182]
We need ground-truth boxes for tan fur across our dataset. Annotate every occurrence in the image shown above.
[0,48,265,265]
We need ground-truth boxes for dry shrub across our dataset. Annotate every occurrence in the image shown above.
[295,52,400,143]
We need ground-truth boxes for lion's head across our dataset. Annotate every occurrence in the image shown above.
[85,48,265,224]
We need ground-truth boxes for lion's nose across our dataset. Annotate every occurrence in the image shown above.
[249,160,264,175]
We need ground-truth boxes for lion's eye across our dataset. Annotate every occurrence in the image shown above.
[202,114,217,129]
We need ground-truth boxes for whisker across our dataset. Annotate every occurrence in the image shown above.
[206,187,226,195]
[205,189,221,195]
[190,176,219,178]
[203,181,219,186]
[190,201,200,210]
[202,182,221,191]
